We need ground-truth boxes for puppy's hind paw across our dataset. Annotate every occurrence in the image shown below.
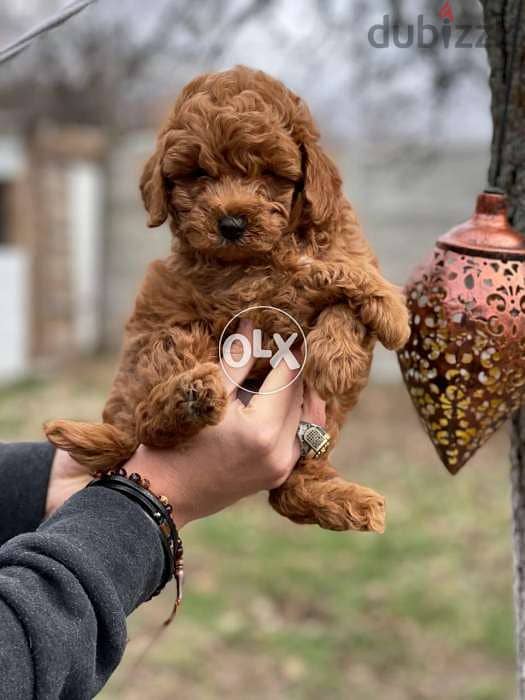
[314,479,386,533]
[135,362,227,448]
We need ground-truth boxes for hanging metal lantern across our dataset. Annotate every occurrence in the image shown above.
[398,190,525,474]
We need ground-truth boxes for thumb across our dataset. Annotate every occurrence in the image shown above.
[219,319,256,395]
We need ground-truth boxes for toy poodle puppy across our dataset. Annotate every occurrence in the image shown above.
[45,66,409,533]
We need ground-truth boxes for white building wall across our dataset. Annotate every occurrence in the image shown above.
[0,248,28,380]
[68,161,104,352]
[0,135,25,179]
[0,134,28,380]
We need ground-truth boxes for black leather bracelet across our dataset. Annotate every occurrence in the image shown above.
[86,473,178,600]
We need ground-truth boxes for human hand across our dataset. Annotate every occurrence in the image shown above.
[124,322,325,528]
[45,448,93,518]
[46,321,326,527]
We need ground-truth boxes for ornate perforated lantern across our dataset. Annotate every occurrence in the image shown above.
[398,190,525,473]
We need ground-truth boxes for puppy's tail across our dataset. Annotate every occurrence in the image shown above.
[44,419,137,472]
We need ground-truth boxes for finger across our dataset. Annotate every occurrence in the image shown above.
[219,319,256,396]
[301,384,326,427]
[256,344,304,395]
[248,347,303,425]
[256,378,303,490]
[280,376,304,437]
[272,379,304,468]
[270,433,302,489]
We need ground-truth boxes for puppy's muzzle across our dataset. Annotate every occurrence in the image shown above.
[218,215,246,241]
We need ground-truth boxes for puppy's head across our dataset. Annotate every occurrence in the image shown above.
[140,66,342,262]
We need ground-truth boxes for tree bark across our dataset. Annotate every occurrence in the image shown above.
[482,0,525,695]
[512,409,525,695]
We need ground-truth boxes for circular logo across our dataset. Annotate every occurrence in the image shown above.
[219,305,308,395]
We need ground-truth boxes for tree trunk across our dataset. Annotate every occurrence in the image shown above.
[482,0,525,694]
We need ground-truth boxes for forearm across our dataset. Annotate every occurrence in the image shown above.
[0,487,165,700]
[0,442,55,545]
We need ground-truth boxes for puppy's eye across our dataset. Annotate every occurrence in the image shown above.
[193,168,209,178]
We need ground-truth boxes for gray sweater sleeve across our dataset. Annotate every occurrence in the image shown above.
[0,486,166,699]
[0,442,55,545]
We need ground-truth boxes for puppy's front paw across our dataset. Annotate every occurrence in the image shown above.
[360,293,410,350]
[135,362,227,448]
[304,328,370,400]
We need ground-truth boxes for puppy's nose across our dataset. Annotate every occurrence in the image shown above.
[218,215,246,241]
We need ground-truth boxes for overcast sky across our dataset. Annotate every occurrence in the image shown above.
[2,0,492,145]
[222,0,491,144]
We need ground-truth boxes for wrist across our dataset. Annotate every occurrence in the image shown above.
[45,450,91,518]
[124,445,192,529]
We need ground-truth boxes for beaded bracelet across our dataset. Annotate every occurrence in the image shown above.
[87,467,184,624]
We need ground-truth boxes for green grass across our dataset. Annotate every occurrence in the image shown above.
[0,357,516,699]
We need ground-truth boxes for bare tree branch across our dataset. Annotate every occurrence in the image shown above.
[0,0,98,65]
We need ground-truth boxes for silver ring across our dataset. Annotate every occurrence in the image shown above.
[297,421,331,459]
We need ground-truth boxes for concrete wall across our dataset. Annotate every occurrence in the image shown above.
[0,127,110,372]
[103,132,170,347]
[0,247,28,380]
[339,145,490,379]
[340,145,490,287]
[0,134,28,379]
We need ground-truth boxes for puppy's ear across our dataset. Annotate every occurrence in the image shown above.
[139,142,169,228]
[300,140,342,228]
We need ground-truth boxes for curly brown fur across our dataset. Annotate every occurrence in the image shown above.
[45,66,410,533]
